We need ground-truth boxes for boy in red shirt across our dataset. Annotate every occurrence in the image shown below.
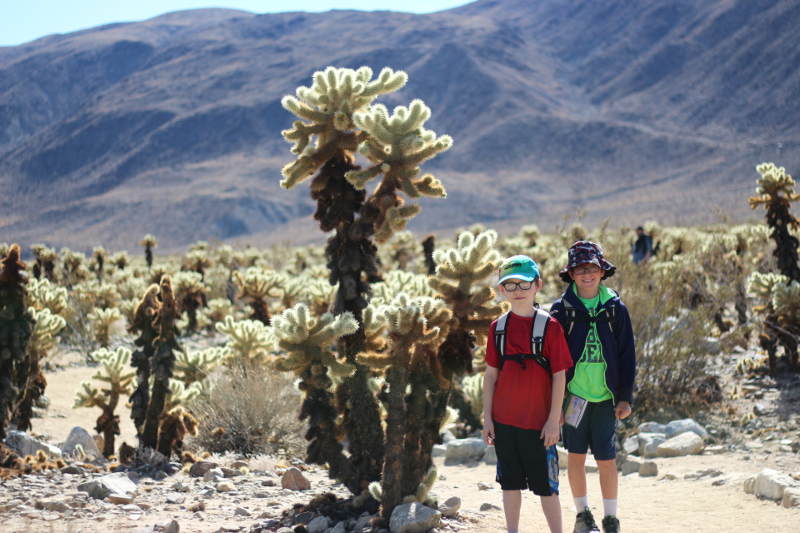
[482,255,573,533]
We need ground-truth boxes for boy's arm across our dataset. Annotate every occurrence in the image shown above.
[481,366,499,445]
[541,370,565,446]
[614,301,637,409]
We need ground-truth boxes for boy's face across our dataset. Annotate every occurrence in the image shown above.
[569,262,603,294]
[498,276,542,305]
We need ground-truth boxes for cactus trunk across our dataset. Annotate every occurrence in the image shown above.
[381,361,408,521]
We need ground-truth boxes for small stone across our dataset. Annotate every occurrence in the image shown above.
[221,467,243,478]
[445,438,487,465]
[189,461,218,478]
[61,465,86,475]
[712,479,726,486]
[656,432,704,457]
[156,519,180,533]
[107,494,135,504]
[261,479,276,487]
[389,502,441,533]
[281,467,310,491]
[782,488,800,508]
[438,496,461,518]
[204,468,225,482]
[216,481,235,493]
[234,506,251,517]
[188,501,206,512]
[171,481,190,492]
[639,461,658,477]
[307,515,329,533]
[753,404,769,416]
[620,459,641,475]
[479,503,501,511]
[230,461,248,469]
[166,493,186,504]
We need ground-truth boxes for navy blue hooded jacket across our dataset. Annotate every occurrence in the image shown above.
[550,284,637,405]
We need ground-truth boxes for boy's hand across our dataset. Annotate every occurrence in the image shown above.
[482,419,495,445]
[615,401,632,420]
[541,417,560,447]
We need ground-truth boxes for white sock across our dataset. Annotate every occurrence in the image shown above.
[603,498,618,517]
[574,496,589,512]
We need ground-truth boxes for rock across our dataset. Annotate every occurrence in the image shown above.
[188,501,206,512]
[166,493,186,504]
[155,520,180,533]
[754,469,798,501]
[483,445,497,465]
[281,467,310,491]
[441,430,456,443]
[639,461,658,477]
[261,478,276,487]
[230,460,249,469]
[389,502,441,533]
[4,430,62,458]
[353,512,372,532]
[77,472,137,501]
[330,521,346,533]
[477,481,492,491]
[234,506,251,517]
[743,477,756,494]
[700,337,721,355]
[107,493,135,504]
[307,516,329,533]
[622,436,639,455]
[188,461,218,477]
[753,403,769,416]
[431,444,447,458]
[479,503,501,511]
[638,422,667,434]
[216,481,235,493]
[204,468,225,482]
[620,459,641,475]
[221,467,243,478]
[61,427,101,460]
[664,419,708,440]
[438,496,461,518]
[171,481,190,492]
[782,488,800,508]
[61,465,85,475]
[638,433,667,458]
[35,499,71,512]
[444,438,487,465]
[656,432,704,457]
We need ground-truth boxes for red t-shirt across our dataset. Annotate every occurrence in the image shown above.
[485,312,573,430]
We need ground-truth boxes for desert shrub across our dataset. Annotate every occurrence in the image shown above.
[189,365,306,456]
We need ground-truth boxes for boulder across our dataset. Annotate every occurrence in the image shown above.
[638,422,667,434]
[620,459,641,476]
[444,438,487,465]
[639,461,658,477]
[431,444,447,458]
[656,432,704,457]
[638,433,667,458]
[203,468,225,483]
[281,467,310,490]
[307,516,329,533]
[754,469,797,501]
[61,427,101,460]
[622,436,640,455]
[77,472,137,501]
[4,430,62,458]
[389,502,441,533]
[664,419,708,440]
[483,445,497,465]
[781,488,800,508]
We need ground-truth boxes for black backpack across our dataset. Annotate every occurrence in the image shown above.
[494,308,552,373]
[558,298,618,337]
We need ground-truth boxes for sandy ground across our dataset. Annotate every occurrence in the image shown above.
[8,359,800,533]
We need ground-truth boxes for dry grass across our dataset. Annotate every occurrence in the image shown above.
[188,365,306,457]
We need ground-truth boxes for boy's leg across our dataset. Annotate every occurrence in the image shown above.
[567,453,588,500]
[588,401,620,532]
[540,494,563,533]
[502,490,522,532]
[597,459,618,500]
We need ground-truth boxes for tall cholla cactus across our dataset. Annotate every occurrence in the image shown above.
[747,272,794,373]
[347,99,451,242]
[216,316,273,371]
[129,284,159,437]
[74,347,135,457]
[140,234,158,270]
[233,267,282,325]
[92,247,107,281]
[360,294,441,521]
[749,162,800,281]
[156,379,200,457]
[172,271,208,333]
[280,65,452,495]
[12,307,65,432]
[272,304,357,481]
[0,245,35,441]
[30,244,57,281]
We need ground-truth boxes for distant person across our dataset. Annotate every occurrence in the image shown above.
[482,255,573,533]
[550,242,636,533]
[631,226,652,264]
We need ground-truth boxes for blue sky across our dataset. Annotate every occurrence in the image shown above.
[1,1,472,46]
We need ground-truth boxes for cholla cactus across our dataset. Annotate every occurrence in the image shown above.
[92,247,107,281]
[12,307,65,432]
[771,280,800,369]
[199,298,235,330]
[233,267,282,324]
[88,307,123,347]
[216,316,274,370]
[172,271,208,332]
[26,278,68,318]
[174,347,223,386]
[421,235,436,275]
[0,245,35,440]
[109,251,129,271]
[129,284,160,436]
[184,249,212,279]
[74,347,135,457]
[30,244,57,281]
[748,271,795,373]
[60,248,90,287]
[462,373,484,423]
[749,162,800,281]
[140,234,158,270]
[347,99,451,242]
[272,304,357,479]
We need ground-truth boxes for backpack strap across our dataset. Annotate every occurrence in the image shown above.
[494,312,510,371]
[494,309,551,373]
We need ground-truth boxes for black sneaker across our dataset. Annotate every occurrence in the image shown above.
[573,507,600,533]
[602,515,620,533]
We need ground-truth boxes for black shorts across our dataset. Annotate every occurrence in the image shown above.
[493,420,559,496]
[562,399,617,460]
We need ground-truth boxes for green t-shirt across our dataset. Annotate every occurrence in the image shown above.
[567,283,615,402]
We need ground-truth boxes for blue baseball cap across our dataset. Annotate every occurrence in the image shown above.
[498,255,540,285]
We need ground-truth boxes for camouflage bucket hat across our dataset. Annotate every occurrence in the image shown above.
[559,240,616,283]
[498,255,540,285]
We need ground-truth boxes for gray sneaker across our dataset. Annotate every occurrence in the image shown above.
[602,515,620,533]
[573,507,600,533]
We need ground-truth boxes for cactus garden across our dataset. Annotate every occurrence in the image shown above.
[1,66,799,532]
